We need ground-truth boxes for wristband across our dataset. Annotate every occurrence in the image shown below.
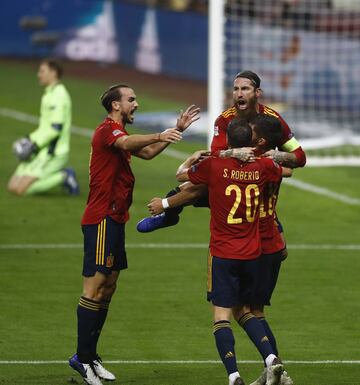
[161,198,169,209]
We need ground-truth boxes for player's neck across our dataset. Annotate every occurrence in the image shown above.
[107,111,123,125]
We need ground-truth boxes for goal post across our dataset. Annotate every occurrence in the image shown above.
[208,0,360,166]
[207,0,225,149]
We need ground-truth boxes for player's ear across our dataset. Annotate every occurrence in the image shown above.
[111,100,121,111]
[257,137,266,146]
[255,88,262,98]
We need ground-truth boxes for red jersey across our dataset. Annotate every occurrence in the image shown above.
[211,104,296,154]
[259,183,285,254]
[188,156,282,260]
[82,117,135,225]
[210,104,295,254]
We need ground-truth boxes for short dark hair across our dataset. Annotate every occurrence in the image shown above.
[41,58,63,79]
[249,114,282,150]
[227,118,252,148]
[235,70,261,89]
[100,84,130,112]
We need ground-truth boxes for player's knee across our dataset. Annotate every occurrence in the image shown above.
[9,185,26,195]
[95,282,117,301]
[104,282,117,298]
[251,307,265,318]
[232,305,251,320]
[7,180,18,194]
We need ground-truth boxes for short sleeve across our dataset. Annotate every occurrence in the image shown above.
[102,124,128,147]
[188,157,212,185]
[262,158,283,183]
[210,115,228,154]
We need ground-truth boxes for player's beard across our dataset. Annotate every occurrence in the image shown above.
[123,111,135,124]
[235,96,258,119]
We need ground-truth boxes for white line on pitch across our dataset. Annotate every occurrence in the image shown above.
[1,106,360,205]
[283,178,360,205]
[0,243,360,250]
[0,360,359,365]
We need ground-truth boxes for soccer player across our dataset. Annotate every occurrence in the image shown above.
[7,58,79,196]
[248,115,294,385]
[136,70,306,232]
[148,114,294,385]
[148,119,290,385]
[68,83,200,385]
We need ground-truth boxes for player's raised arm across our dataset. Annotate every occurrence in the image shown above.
[175,104,201,132]
[114,128,182,155]
[133,105,201,160]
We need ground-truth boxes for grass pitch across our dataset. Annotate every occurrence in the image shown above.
[0,61,360,385]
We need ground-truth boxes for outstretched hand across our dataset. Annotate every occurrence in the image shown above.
[160,128,183,143]
[148,197,164,215]
[176,104,201,132]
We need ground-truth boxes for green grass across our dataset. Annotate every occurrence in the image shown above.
[306,145,360,156]
[1,62,360,385]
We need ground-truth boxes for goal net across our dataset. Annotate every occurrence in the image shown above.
[208,0,360,166]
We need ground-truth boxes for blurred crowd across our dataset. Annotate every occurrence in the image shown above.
[122,0,360,34]
[225,0,360,34]
[124,0,208,13]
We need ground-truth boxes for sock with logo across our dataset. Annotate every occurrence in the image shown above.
[238,312,274,361]
[258,316,278,356]
[213,320,238,375]
[77,296,101,363]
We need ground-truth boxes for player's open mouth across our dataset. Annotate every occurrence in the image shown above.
[130,109,137,119]
[237,100,247,109]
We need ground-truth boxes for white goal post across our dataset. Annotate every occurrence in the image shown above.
[208,0,360,166]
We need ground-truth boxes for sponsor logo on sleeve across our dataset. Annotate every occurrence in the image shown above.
[214,125,219,136]
[112,129,122,136]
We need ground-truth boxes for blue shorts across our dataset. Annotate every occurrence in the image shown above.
[207,255,261,308]
[257,249,286,305]
[82,216,128,277]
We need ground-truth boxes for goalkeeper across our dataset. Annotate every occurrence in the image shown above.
[7,58,79,196]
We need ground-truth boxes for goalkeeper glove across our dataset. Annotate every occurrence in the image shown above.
[12,137,38,161]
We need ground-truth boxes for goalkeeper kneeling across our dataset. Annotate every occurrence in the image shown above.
[7,58,79,196]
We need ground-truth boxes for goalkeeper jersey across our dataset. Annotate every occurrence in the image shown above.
[29,83,72,157]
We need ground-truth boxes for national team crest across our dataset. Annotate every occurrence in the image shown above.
[106,253,114,268]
